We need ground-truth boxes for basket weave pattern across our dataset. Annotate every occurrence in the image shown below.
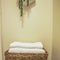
[5,49,48,60]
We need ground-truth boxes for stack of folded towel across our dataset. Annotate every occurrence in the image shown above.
[8,42,45,53]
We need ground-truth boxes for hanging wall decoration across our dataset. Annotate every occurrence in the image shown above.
[18,0,36,16]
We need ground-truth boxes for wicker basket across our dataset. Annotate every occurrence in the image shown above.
[5,48,48,60]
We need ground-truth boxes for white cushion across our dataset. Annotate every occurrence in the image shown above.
[8,48,45,53]
[9,42,43,48]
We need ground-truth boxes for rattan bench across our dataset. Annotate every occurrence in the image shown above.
[5,49,48,60]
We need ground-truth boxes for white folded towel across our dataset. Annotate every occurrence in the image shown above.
[8,48,45,53]
[9,42,43,48]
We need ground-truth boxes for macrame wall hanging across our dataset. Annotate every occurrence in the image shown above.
[18,0,36,16]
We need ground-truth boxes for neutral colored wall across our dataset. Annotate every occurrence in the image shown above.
[0,0,2,60]
[0,22,2,60]
[52,0,60,60]
[0,12,2,60]
[1,0,53,60]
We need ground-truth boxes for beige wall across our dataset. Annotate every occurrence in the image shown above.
[52,0,60,60]
[0,23,2,60]
[1,0,53,60]
[0,13,2,60]
[0,0,2,60]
